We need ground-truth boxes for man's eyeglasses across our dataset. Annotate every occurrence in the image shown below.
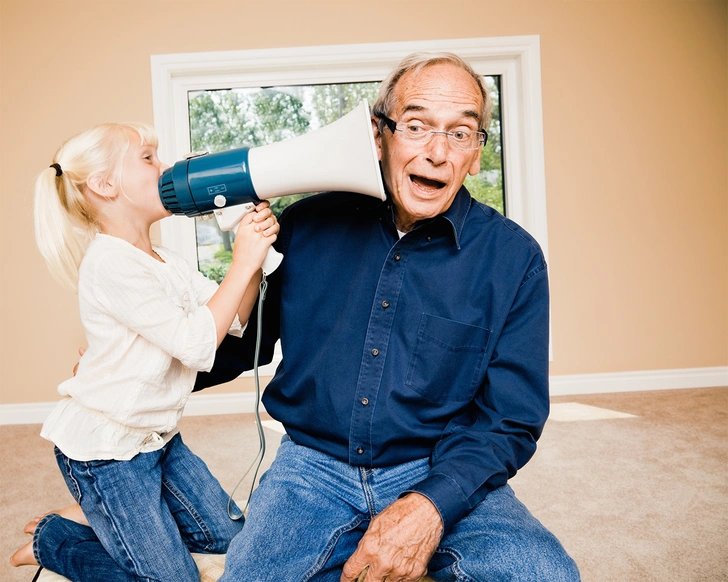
[378,114,488,151]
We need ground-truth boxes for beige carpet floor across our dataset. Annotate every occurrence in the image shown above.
[1,387,726,582]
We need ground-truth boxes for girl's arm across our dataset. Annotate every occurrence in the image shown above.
[236,269,264,330]
[205,202,278,347]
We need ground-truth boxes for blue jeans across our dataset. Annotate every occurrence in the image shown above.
[34,433,243,581]
[220,435,580,582]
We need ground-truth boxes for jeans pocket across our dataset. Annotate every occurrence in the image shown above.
[405,314,490,404]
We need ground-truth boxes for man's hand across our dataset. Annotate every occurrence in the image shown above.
[341,493,443,582]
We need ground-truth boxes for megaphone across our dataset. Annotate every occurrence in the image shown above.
[158,100,386,274]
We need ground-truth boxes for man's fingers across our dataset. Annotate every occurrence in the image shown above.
[341,552,370,582]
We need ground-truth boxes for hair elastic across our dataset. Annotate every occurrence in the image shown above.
[50,163,62,177]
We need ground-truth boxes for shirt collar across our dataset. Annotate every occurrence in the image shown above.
[439,186,472,250]
[382,186,472,250]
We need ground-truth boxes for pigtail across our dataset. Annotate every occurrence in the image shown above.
[33,165,97,292]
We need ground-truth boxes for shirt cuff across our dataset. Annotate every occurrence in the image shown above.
[402,473,470,533]
[228,314,246,338]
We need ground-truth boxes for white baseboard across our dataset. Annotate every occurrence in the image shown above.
[2,366,726,425]
[549,366,728,396]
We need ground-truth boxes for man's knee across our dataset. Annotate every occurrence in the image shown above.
[513,532,580,581]
[431,536,579,582]
[433,486,580,581]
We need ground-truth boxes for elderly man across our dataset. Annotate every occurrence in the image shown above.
[208,52,580,582]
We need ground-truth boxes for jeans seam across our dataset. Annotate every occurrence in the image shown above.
[57,449,83,503]
[359,467,377,519]
[162,475,215,551]
[300,514,367,582]
[80,461,144,577]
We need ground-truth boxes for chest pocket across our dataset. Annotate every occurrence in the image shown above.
[406,313,490,404]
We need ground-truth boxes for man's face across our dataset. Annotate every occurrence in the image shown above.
[373,63,483,232]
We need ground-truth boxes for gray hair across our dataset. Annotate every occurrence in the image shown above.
[372,52,492,131]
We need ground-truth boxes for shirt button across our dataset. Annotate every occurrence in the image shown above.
[371,348,379,356]
[393,253,401,261]
[426,235,432,242]
[381,300,390,309]
[361,397,369,406]
[357,447,364,455]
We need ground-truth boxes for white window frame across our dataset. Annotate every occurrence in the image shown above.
[150,36,550,372]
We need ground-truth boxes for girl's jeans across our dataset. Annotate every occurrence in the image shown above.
[219,435,581,582]
[34,433,242,581]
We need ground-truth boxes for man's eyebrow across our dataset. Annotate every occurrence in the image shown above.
[402,104,481,123]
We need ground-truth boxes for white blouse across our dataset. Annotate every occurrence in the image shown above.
[41,234,243,461]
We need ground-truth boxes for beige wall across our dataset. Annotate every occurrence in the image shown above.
[1,0,726,405]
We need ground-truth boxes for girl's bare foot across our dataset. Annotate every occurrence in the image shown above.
[23,503,88,534]
[9,540,37,567]
[12,504,88,567]
[22,517,41,535]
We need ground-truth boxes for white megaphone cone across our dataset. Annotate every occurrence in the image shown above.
[249,99,385,200]
[160,100,385,275]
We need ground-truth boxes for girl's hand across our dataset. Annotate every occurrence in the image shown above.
[231,201,279,272]
[250,201,280,237]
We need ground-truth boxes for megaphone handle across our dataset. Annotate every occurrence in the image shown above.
[262,247,284,276]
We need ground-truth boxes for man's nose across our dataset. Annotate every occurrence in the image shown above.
[424,132,450,165]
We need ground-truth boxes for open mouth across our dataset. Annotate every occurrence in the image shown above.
[410,174,446,193]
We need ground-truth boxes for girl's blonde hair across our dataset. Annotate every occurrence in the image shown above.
[34,122,158,291]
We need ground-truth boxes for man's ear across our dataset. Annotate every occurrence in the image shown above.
[371,117,383,161]
[86,172,118,199]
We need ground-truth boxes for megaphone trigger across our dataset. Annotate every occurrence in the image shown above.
[214,203,257,232]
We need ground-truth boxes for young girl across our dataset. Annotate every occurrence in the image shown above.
[10,122,278,581]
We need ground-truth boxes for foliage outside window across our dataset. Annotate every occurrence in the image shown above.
[188,78,503,282]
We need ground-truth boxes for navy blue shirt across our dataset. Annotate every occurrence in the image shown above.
[197,187,550,531]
